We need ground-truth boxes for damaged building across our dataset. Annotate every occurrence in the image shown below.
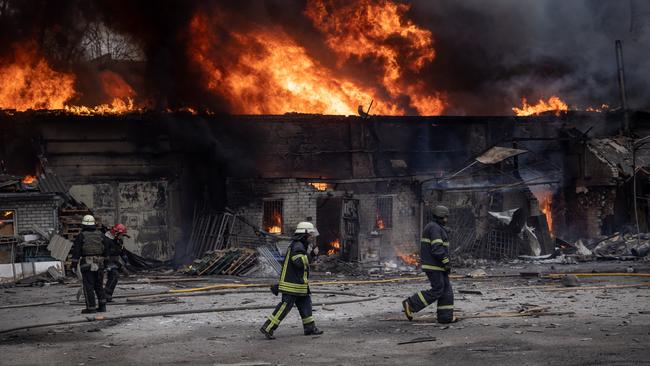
[2,110,642,272]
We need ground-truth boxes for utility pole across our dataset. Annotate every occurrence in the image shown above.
[615,40,630,135]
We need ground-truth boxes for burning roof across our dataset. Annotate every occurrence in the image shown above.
[0,1,644,116]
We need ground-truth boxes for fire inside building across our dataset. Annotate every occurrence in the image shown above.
[0,1,649,364]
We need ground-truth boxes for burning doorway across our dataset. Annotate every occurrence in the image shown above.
[316,197,359,261]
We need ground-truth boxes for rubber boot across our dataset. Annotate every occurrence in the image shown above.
[402,300,413,321]
[97,302,107,313]
[81,308,96,314]
[303,322,324,336]
[260,326,276,340]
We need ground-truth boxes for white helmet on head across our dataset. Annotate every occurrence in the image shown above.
[294,221,319,236]
[81,215,96,226]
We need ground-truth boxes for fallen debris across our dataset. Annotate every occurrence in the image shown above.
[185,249,258,276]
[561,274,580,287]
[397,337,437,345]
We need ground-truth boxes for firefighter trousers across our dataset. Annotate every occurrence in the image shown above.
[81,269,106,309]
[105,267,119,300]
[406,270,454,323]
[262,294,315,334]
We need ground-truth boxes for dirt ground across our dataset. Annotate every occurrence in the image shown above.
[1,261,649,366]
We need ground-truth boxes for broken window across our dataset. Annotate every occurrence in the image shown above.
[263,199,283,234]
[376,196,393,229]
[0,210,16,237]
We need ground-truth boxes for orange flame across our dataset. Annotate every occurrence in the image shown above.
[540,193,554,237]
[188,1,445,115]
[21,175,37,184]
[0,43,140,115]
[512,96,568,116]
[0,44,76,111]
[64,97,138,115]
[585,104,610,113]
[399,253,419,265]
[376,216,385,230]
[266,211,283,234]
[308,182,330,191]
[326,239,341,255]
[2,211,13,218]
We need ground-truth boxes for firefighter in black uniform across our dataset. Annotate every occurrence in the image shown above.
[260,222,324,339]
[72,215,107,314]
[103,223,128,302]
[402,205,455,323]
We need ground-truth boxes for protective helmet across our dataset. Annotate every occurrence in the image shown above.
[294,222,319,236]
[432,205,450,219]
[111,223,127,236]
[81,214,96,226]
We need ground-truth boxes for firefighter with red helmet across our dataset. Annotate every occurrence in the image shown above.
[103,223,128,302]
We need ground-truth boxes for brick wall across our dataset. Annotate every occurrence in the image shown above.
[228,179,320,238]
[227,178,421,261]
[0,195,63,235]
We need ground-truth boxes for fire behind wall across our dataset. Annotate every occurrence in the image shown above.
[1,1,648,115]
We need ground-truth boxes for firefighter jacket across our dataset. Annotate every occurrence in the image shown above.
[103,232,124,257]
[420,220,450,272]
[278,237,311,296]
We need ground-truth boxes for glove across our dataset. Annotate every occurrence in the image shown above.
[442,258,451,273]
[312,246,319,256]
[71,260,78,275]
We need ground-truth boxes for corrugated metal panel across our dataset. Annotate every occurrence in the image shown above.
[37,171,69,194]
[46,234,73,261]
[257,245,282,274]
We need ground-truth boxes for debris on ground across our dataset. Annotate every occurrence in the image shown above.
[184,249,258,276]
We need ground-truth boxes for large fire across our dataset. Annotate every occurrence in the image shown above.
[188,0,445,115]
[0,43,139,115]
[326,239,341,256]
[512,96,569,116]
[0,44,76,111]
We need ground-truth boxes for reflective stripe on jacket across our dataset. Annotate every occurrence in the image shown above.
[278,239,310,296]
[420,221,450,272]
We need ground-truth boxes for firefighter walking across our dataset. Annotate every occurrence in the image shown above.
[103,223,128,302]
[260,222,323,339]
[402,205,455,323]
[72,215,108,314]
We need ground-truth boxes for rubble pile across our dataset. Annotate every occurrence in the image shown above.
[312,255,366,276]
[592,233,650,259]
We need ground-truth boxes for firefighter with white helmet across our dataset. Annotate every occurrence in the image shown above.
[260,221,323,339]
[71,215,108,314]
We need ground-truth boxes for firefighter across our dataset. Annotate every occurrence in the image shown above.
[103,223,128,302]
[71,215,107,314]
[402,205,455,323]
[260,222,323,339]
